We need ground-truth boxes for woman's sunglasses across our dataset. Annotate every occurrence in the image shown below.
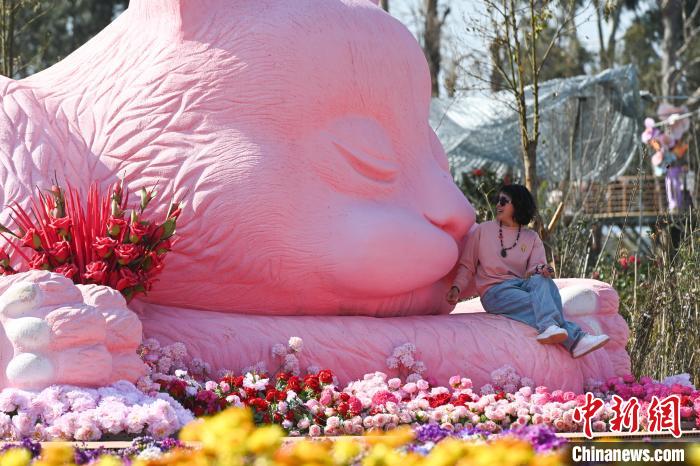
[493,196,511,207]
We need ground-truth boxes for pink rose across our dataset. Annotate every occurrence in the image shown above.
[93,236,118,258]
[129,221,150,242]
[28,253,50,270]
[49,240,71,263]
[84,261,109,284]
[54,263,78,280]
[106,217,127,237]
[49,216,72,234]
[116,267,140,291]
[21,229,42,250]
[115,243,141,265]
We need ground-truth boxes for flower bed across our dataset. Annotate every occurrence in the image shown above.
[1,337,696,443]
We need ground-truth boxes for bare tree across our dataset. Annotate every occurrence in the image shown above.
[592,0,627,69]
[422,0,451,97]
[659,0,700,101]
[0,0,49,78]
[485,0,577,195]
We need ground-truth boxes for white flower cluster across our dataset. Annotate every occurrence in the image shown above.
[386,343,427,382]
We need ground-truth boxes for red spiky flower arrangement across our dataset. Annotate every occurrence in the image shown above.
[0,180,180,302]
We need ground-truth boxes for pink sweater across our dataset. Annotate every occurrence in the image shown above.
[453,220,547,297]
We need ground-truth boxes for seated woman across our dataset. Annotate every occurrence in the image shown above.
[446,184,609,358]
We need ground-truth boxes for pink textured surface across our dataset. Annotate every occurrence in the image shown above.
[0,271,145,389]
[0,0,474,316]
[0,0,630,390]
[137,277,629,392]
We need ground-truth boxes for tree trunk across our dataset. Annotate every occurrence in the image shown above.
[522,138,538,195]
[659,0,683,100]
[423,0,448,97]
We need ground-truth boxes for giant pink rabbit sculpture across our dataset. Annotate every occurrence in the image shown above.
[0,0,630,391]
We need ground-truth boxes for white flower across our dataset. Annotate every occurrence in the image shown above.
[174,370,187,378]
[137,446,164,460]
[288,337,304,353]
[286,390,298,402]
[243,373,269,391]
[272,344,287,357]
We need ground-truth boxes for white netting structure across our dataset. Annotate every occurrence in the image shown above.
[431,66,641,184]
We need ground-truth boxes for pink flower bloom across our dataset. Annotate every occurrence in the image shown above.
[388,378,402,390]
[309,425,321,437]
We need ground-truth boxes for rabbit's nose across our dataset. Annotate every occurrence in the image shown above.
[421,167,474,242]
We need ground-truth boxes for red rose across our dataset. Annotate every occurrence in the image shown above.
[318,370,333,385]
[303,375,321,392]
[21,229,42,250]
[428,393,451,408]
[129,221,150,242]
[106,217,127,237]
[348,397,362,416]
[114,243,141,265]
[29,253,50,270]
[84,260,109,284]
[116,267,140,291]
[265,390,278,402]
[144,251,164,273]
[49,216,72,234]
[339,393,350,402]
[287,377,301,392]
[93,236,118,258]
[472,168,484,176]
[618,257,628,269]
[453,393,473,406]
[372,390,399,407]
[0,249,10,268]
[54,263,78,280]
[49,240,71,264]
[337,402,349,416]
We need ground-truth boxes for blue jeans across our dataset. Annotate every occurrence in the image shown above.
[480,274,585,353]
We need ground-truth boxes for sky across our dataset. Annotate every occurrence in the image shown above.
[386,0,647,74]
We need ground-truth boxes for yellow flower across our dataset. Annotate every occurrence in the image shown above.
[365,426,415,448]
[688,444,700,466]
[0,448,32,466]
[246,424,285,455]
[275,439,332,466]
[93,455,124,466]
[33,443,75,466]
[331,438,362,464]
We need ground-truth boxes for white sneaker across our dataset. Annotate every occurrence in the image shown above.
[572,334,610,358]
[536,325,568,344]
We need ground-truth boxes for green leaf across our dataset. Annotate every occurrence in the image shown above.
[160,218,176,240]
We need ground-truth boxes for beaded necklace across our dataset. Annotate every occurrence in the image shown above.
[498,221,521,258]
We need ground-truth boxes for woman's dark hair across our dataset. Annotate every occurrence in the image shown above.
[499,184,537,226]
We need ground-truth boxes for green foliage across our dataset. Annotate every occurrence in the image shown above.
[547,208,700,385]
[457,168,515,223]
[1,0,126,78]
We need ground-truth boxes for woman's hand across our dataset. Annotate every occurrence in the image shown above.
[446,286,461,305]
[535,264,554,278]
